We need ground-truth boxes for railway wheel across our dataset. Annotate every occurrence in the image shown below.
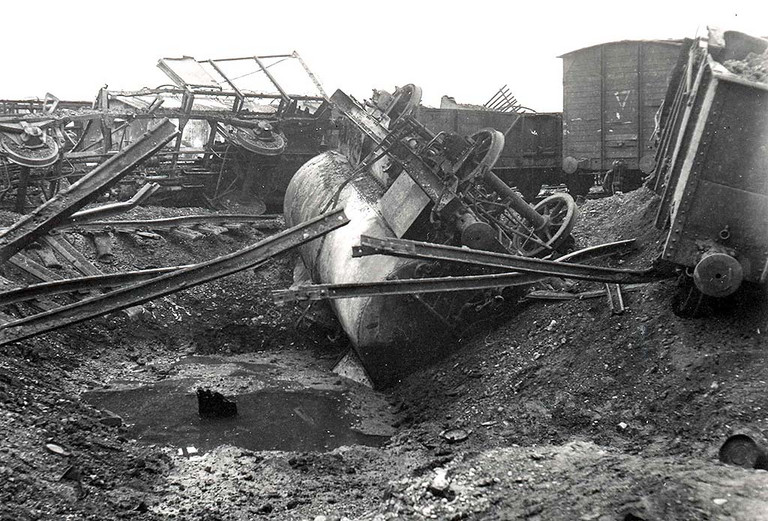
[459,129,505,182]
[228,122,286,156]
[0,127,60,168]
[509,193,578,256]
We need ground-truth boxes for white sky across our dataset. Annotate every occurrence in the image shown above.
[2,0,766,112]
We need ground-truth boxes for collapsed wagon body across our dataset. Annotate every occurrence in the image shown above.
[653,31,768,297]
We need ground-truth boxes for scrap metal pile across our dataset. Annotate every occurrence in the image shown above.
[0,52,331,213]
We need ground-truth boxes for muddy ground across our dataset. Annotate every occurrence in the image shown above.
[1,189,767,520]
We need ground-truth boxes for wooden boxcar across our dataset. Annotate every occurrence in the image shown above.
[560,40,682,182]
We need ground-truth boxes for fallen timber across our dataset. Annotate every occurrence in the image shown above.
[0,208,348,346]
[273,238,645,303]
[57,214,282,233]
[0,120,178,265]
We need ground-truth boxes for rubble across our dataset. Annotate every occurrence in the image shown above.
[0,25,766,521]
[724,49,768,83]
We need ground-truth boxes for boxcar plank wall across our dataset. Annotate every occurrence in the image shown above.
[561,40,681,172]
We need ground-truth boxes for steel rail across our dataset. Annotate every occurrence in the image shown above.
[272,238,646,303]
[0,266,187,307]
[0,256,276,308]
[57,214,282,232]
[0,120,179,265]
[0,208,349,346]
[67,183,160,223]
[352,236,659,284]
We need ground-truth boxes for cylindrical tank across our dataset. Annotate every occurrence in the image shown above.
[284,151,454,386]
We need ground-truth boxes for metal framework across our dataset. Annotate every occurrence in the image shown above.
[0,51,331,213]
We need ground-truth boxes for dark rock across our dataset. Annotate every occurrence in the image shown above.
[196,388,237,418]
[99,412,123,427]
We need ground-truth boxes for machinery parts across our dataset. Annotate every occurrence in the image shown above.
[333,87,579,257]
[693,251,744,297]
[228,121,287,156]
[0,121,60,168]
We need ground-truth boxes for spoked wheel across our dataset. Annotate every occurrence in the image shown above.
[386,84,423,127]
[458,129,505,182]
[509,193,578,256]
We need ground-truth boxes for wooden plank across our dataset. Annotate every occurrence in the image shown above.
[8,254,62,282]
[42,236,102,277]
[34,241,62,268]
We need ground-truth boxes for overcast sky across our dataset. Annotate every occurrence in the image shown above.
[2,0,765,112]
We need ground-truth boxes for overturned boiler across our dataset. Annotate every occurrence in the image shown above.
[284,85,579,386]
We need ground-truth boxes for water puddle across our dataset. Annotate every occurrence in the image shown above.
[83,378,388,453]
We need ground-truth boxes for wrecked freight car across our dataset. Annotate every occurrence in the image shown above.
[650,30,768,313]
[281,31,768,384]
[0,52,331,213]
[282,85,588,386]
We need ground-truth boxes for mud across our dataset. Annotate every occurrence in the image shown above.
[82,354,392,453]
[1,192,768,520]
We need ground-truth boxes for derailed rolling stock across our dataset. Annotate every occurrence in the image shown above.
[285,86,579,386]
[650,30,768,311]
[406,40,683,201]
[414,107,565,201]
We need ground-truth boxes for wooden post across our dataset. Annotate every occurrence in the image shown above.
[15,166,30,214]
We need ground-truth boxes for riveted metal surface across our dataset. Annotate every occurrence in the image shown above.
[657,50,768,282]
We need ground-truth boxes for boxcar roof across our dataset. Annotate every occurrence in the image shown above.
[558,39,683,58]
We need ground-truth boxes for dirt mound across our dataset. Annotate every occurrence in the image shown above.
[391,187,768,472]
[0,205,341,520]
[2,190,767,520]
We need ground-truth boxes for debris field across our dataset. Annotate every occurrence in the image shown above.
[0,27,767,521]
